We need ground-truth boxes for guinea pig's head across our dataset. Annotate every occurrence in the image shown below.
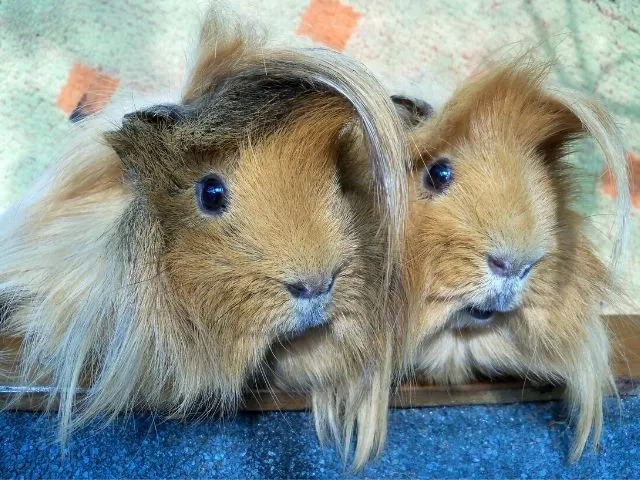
[105,87,389,405]
[400,62,628,343]
[395,62,631,462]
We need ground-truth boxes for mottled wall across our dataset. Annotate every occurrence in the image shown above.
[0,0,637,303]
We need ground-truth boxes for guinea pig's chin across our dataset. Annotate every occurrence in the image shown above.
[284,297,332,337]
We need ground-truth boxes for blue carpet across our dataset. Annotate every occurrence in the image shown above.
[1,397,639,478]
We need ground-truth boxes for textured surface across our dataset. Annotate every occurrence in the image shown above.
[1,397,640,478]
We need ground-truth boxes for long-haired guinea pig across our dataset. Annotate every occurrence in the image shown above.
[393,59,630,461]
[0,9,408,468]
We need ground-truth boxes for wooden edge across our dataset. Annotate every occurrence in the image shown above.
[2,315,639,413]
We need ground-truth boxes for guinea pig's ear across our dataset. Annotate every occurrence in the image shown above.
[122,103,192,126]
[104,103,193,169]
[531,96,586,162]
[391,95,434,127]
[537,89,630,265]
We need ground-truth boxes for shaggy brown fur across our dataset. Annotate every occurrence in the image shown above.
[0,9,409,470]
[395,59,630,461]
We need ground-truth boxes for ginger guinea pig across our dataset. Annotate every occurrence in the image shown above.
[395,59,630,461]
[0,10,408,468]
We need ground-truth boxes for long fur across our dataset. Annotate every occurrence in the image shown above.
[397,58,630,461]
[0,8,409,469]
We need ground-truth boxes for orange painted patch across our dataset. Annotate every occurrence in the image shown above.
[56,63,119,117]
[602,151,640,209]
[297,0,361,51]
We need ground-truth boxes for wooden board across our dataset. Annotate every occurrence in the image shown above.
[2,316,638,413]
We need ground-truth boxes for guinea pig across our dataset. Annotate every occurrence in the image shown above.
[393,58,630,461]
[0,9,409,468]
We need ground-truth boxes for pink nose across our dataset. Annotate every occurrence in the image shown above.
[487,255,534,279]
[285,274,335,299]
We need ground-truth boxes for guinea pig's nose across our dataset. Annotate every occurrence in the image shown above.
[487,254,536,279]
[285,274,335,299]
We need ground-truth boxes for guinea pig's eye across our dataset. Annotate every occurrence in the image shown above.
[422,158,453,194]
[196,174,228,215]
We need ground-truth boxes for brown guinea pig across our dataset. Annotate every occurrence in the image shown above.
[394,59,630,461]
[0,10,408,468]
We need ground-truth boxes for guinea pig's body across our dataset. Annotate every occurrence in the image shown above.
[397,60,630,461]
[0,11,408,468]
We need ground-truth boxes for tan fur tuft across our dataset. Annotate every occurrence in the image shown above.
[0,7,409,470]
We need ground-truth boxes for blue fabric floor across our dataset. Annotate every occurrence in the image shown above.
[2,396,639,478]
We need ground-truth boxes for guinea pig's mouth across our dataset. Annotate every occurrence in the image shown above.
[449,306,502,330]
[456,301,521,328]
[458,284,524,322]
[463,306,496,320]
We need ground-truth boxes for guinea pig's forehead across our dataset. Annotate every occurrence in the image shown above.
[454,137,525,167]
[181,79,327,145]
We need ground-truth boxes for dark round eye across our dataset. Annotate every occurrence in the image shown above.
[196,174,228,215]
[423,159,453,193]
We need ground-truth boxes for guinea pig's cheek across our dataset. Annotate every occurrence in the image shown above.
[411,300,454,339]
